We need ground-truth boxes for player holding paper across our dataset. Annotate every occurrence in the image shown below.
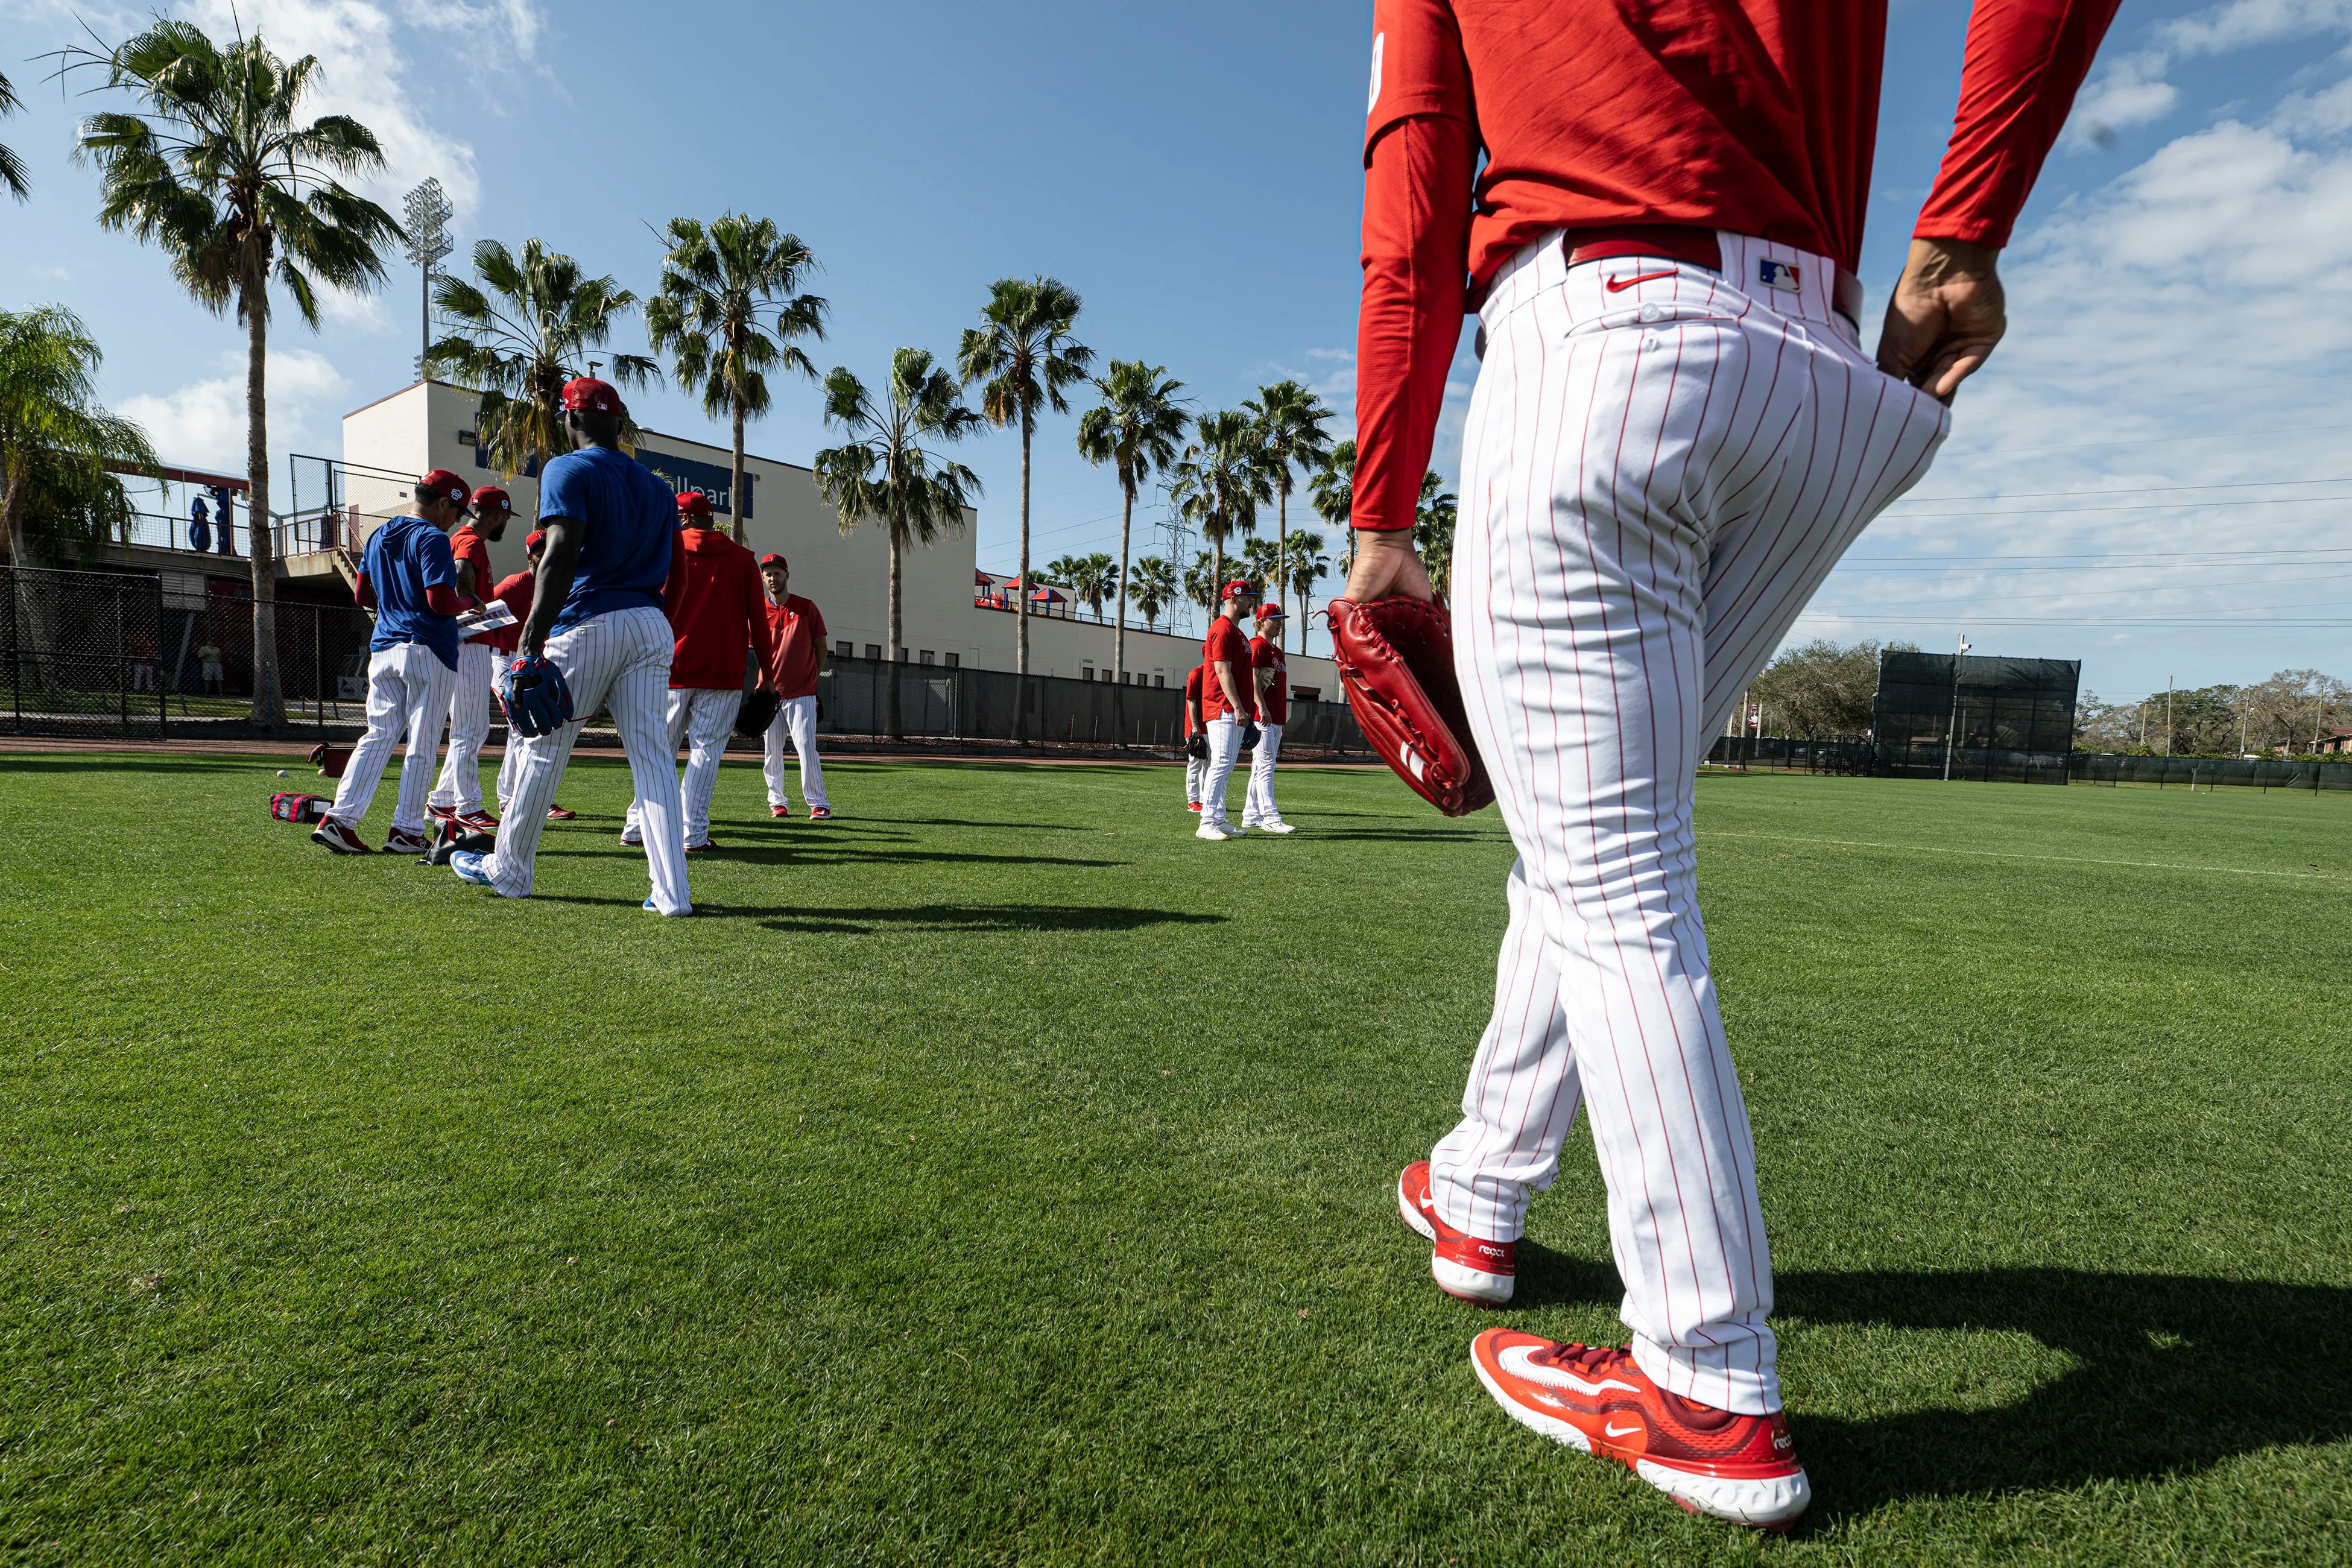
[1340,0,2119,1530]
[312,470,474,856]
[450,378,695,915]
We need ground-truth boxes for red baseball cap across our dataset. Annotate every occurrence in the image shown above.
[759,553,788,571]
[420,469,470,508]
[561,376,623,414]
[472,485,513,516]
[677,491,714,520]
[1254,601,1288,621]
[524,529,546,552]
[1222,578,1259,600]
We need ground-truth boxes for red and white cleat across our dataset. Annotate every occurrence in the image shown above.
[684,838,717,854]
[427,804,458,827]
[383,829,433,856]
[1187,801,1204,813]
[455,810,500,833]
[545,803,578,822]
[770,803,792,819]
[1470,1331,1810,1531]
[310,818,373,855]
[1397,1160,1516,1304]
[807,805,833,820]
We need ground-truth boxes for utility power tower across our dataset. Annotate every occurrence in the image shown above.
[401,179,455,381]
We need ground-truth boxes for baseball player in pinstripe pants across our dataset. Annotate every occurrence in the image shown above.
[451,378,694,915]
[1356,0,2117,1529]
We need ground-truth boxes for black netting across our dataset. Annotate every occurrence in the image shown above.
[3,566,169,739]
[812,657,1369,754]
[2067,754,2352,791]
[1871,651,2081,785]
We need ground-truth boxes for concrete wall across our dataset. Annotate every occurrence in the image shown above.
[338,380,1341,694]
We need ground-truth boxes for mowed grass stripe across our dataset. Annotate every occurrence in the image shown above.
[0,754,2346,1566]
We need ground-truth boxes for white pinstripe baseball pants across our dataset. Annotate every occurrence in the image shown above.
[326,642,454,838]
[1184,753,1206,806]
[1243,722,1285,826]
[1434,231,1949,1415]
[1198,716,1247,830]
[625,686,742,848]
[481,607,691,914]
[428,640,496,814]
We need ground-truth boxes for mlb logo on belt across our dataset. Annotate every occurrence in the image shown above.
[1758,259,1802,292]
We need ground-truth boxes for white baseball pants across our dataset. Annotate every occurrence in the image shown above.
[495,732,519,816]
[1184,751,1206,806]
[1242,722,1285,826]
[762,695,829,811]
[1431,231,1949,1416]
[480,607,692,914]
[428,640,496,814]
[326,642,455,838]
[1198,716,1247,829]
[625,686,742,848]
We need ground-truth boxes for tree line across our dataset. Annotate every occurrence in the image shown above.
[0,21,1478,730]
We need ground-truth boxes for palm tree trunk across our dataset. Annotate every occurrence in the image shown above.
[885,519,904,741]
[730,401,748,546]
[245,292,283,730]
[1015,409,1032,679]
[1275,486,1288,625]
[1113,483,1133,683]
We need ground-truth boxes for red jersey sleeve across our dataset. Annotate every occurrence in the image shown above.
[1354,2,1477,535]
[1914,0,2123,247]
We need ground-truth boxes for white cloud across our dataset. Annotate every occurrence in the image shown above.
[2067,0,2352,148]
[119,349,353,472]
[2065,52,2180,149]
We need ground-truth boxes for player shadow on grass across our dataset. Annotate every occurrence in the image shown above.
[1510,1241,2352,1520]
[750,903,1228,935]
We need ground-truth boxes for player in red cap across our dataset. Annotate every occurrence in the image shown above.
[1181,661,1207,814]
[757,553,833,820]
[1242,602,1294,833]
[1193,578,1260,840]
[426,484,516,832]
[1348,0,2118,1529]
[312,470,474,855]
[619,492,780,852]
[450,378,697,914]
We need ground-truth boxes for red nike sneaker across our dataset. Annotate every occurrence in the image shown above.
[455,810,500,833]
[310,818,373,855]
[545,803,577,822]
[1397,1160,1515,1304]
[1187,801,1204,813]
[1470,1331,1810,1531]
[807,805,833,820]
[383,829,433,856]
[770,803,792,818]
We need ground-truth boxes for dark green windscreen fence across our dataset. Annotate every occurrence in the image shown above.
[1871,651,2081,785]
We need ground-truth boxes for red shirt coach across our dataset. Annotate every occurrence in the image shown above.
[664,497,779,690]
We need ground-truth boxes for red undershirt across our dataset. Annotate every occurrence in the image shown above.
[1351,0,2122,535]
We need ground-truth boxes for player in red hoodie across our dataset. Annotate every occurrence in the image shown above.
[621,493,779,852]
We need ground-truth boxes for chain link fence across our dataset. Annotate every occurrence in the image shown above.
[2068,753,2352,791]
[815,656,1369,755]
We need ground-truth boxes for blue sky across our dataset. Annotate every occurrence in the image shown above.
[3,0,2348,699]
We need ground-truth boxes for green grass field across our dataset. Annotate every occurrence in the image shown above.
[2,754,2348,1565]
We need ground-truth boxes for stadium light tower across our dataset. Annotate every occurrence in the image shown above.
[401,179,455,381]
[1943,633,1972,781]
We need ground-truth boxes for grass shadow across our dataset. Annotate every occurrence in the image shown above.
[752,903,1226,935]
[1505,1247,2352,1520]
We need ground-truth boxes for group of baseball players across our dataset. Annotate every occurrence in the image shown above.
[307,377,832,915]
[1181,578,1294,837]
[287,0,2125,1530]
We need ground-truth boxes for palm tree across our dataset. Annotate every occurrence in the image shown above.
[1,71,30,201]
[1129,555,1177,631]
[1076,359,1187,680]
[428,239,654,476]
[958,277,1090,687]
[0,306,159,560]
[1168,409,1271,592]
[1242,379,1333,625]
[1416,470,1458,599]
[1241,536,1282,600]
[811,348,981,739]
[1283,530,1330,654]
[69,19,401,729]
[1070,552,1116,623]
[1309,438,1355,578]
[1182,550,1220,624]
[644,213,826,544]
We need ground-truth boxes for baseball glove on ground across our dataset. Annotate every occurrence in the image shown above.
[736,688,781,738]
[1326,596,1495,817]
[499,653,574,739]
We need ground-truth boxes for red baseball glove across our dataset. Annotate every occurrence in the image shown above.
[1326,596,1494,817]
